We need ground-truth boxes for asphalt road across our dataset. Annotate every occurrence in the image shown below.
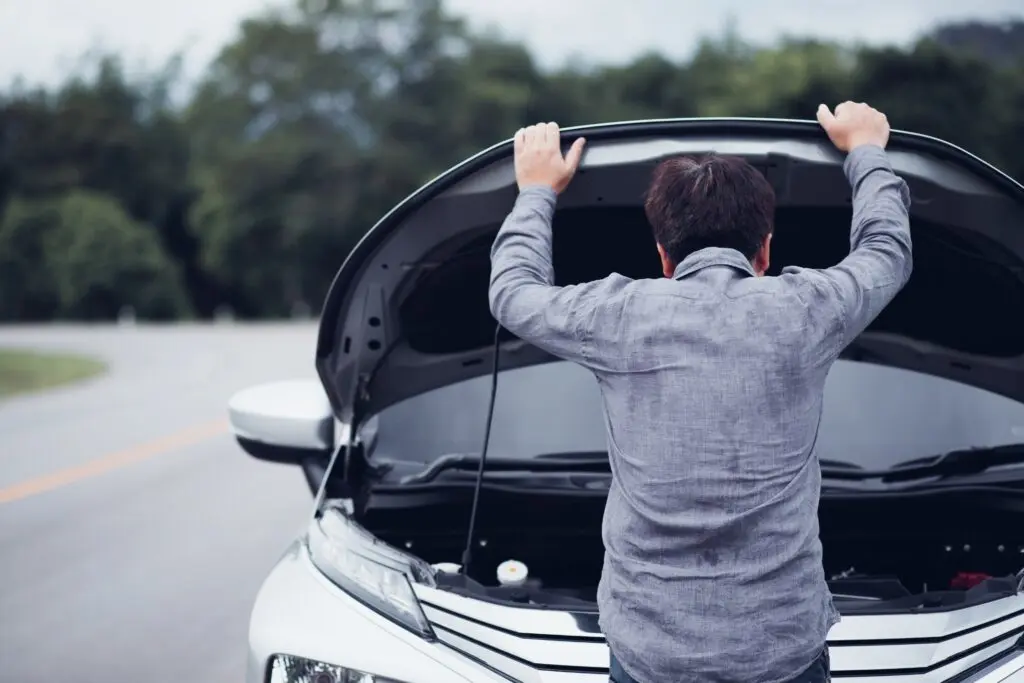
[0,323,318,682]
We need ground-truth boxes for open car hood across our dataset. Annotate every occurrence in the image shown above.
[316,118,1024,428]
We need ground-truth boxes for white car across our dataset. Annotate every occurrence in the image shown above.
[229,118,1024,683]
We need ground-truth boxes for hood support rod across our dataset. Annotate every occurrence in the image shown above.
[460,324,504,576]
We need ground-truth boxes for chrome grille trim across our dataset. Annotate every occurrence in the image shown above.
[414,585,604,639]
[414,585,1024,643]
[412,587,1024,680]
[423,604,608,668]
[435,629,607,683]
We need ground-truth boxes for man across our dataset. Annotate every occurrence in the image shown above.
[488,102,912,683]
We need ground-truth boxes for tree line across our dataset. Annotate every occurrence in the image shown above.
[1,0,1021,322]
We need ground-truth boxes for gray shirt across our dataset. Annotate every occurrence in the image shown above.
[488,144,912,683]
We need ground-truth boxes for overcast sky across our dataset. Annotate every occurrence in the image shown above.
[0,0,1021,88]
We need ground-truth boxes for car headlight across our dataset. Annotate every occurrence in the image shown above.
[306,505,436,639]
[269,654,408,683]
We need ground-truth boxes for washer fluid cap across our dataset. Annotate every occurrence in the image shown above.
[497,559,528,587]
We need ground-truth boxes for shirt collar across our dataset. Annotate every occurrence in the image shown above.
[671,247,757,280]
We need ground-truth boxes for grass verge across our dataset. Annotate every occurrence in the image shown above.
[0,348,107,399]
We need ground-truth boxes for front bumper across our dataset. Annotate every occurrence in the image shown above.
[248,541,1024,683]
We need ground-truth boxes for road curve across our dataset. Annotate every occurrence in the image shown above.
[0,323,317,683]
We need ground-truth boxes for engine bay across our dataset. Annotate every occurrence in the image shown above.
[360,482,1024,613]
[421,533,1024,613]
[428,565,1022,613]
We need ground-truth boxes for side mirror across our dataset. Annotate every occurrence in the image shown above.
[228,379,335,465]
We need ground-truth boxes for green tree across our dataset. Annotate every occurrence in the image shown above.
[189,130,361,317]
[0,55,214,314]
[185,0,480,314]
[0,191,192,320]
[0,194,60,320]
[853,43,1007,167]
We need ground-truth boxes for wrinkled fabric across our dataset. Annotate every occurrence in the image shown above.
[611,647,831,683]
[488,145,912,683]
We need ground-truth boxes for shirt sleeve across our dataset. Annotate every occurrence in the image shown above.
[783,144,914,363]
[488,185,626,368]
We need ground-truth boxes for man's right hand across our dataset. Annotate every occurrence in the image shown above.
[816,101,890,152]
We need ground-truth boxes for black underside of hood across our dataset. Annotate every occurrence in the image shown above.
[315,118,1024,425]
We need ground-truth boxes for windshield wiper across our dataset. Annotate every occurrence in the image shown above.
[820,444,1024,483]
[399,451,610,485]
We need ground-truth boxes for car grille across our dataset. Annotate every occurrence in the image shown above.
[413,586,1024,682]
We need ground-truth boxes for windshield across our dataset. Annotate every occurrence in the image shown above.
[361,360,1024,472]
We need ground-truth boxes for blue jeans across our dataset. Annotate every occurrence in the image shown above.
[609,646,830,683]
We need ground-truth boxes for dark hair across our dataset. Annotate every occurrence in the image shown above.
[643,154,775,263]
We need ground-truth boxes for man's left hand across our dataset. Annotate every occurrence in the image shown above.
[514,122,586,194]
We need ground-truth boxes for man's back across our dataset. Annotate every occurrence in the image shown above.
[489,106,911,683]
[590,254,841,682]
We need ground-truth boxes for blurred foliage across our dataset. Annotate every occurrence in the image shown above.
[0,191,191,320]
[0,0,1021,321]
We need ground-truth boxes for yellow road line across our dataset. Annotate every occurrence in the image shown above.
[0,418,229,504]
